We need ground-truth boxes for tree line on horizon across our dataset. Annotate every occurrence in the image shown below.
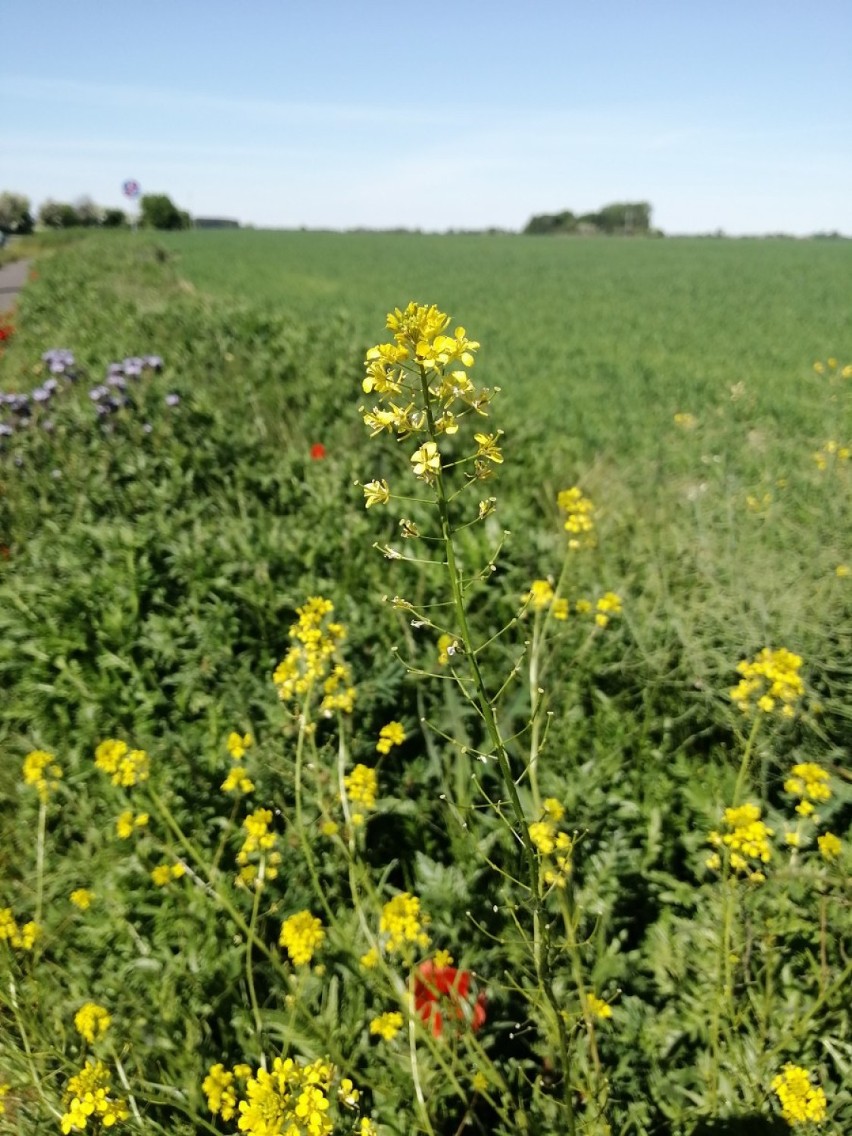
[523,201,655,235]
[0,191,191,234]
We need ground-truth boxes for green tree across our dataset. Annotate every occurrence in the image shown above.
[0,191,35,234]
[102,208,128,228]
[139,193,191,231]
[38,200,80,229]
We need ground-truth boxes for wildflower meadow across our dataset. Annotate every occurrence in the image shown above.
[0,232,850,1135]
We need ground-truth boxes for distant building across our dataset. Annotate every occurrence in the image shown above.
[193,217,240,230]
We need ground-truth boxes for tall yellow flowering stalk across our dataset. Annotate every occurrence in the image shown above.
[359,302,580,1129]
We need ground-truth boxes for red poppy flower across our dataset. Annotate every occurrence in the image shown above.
[0,323,14,342]
[310,442,326,460]
[413,960,487,1037]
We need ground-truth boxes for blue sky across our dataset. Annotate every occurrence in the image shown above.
[3,0,851,234]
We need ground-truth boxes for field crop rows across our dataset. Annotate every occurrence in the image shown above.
[0,231,849,1135]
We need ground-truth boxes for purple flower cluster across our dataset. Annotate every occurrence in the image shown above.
[0,349,78,439]
[1,351,173,446]
[88,355,160,418]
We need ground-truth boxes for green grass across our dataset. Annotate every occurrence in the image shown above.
[0,231,849,1135]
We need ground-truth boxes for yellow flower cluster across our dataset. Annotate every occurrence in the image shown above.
[529,799,573,889]
[557,487,595,550]
[70,889,94,911]
[73,1003,111,1044]
[236,807,281,887]
[817,832,841,861]
[784,763,831,817]
[813,357,852,377]
[771,1064,827,1125]
[150,862,186,887]
[673,412,698,429]
[707,803,773,882]
[729,647,804,717]
[227,731,253,759]
[0,908,41,951]
[0,1083,8,1116]
[344,764,379,826]
[370,1011,404,1041]
[376,721,405,754]
[522,579,569,620]
[361,303,502,494]
[206,1056,348,1136]
[94,739,150,787]
[60,1059,128,1134]
[585,994,613,1021]
[594,591,623,628]
[202,1062,251,1121]
[115,810,148,839]
[379,892,430,955]
[279,910,325,966]
[223,732,255,792]
[813,439,850,470]
[272,596,355,716]
[22,749,62,803]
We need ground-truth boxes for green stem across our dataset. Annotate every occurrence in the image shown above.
[35,801,46,926]
[246,863,266,1066]
[418,368,577,1134]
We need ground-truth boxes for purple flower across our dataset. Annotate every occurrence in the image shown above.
[165,393,181,407]
[0,423,13,437]
[144,355,163,371]
[89,385,109,401]
[32,387,51,403]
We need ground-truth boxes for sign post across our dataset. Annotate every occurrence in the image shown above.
[122,179,141,231]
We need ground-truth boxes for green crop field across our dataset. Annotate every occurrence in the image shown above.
[1,230,849,1135]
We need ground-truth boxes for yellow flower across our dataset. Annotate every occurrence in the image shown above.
[543,798,565,822]
[94,738,150,786]
[557,486,595,549]
[226,731,252,760]
[529,820,556,856]
[70,889,94,911]
[376,721,405,754]
[707,802,773,878]
[344,764,378,811]
[74,1002,111,1044]
[673,412,697,429]
[360,946,379,970]
[473,431,504,464]
[203,1063,238,1120]
[836,564,850,578]
[729,647,804,717]
[280,910,325,966]
[151,862,185,886]
[433,949,454,967]
[362,478,391,508]
[522,579,554,610]
[818,832,841,861]
[221,766,255,794]
[61,1060,128,1134]
[784,762,831,803]
[771,1064,827,1125]
[380,893,430,954]
[0,1083,9,1116]
[410,440,441,479]
[22,750,63,803]
[585,994,613,1021]
[370,1011,404,1041]
[437,633,458,666]
[116,810,149,839]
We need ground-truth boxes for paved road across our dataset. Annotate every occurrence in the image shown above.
[0,259,31,314]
